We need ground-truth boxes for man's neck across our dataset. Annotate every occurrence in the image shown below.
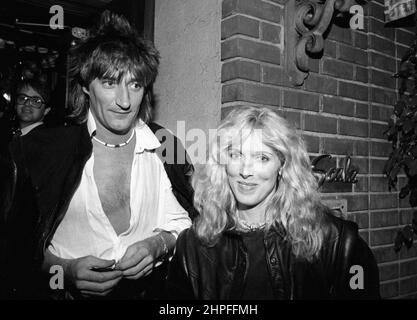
[20,121,43,135]
[94,127,134,145]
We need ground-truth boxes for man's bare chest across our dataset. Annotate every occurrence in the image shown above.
[93,150,133,203]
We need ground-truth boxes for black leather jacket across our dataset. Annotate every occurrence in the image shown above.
[166,210,380,299]
[0,122,197,298]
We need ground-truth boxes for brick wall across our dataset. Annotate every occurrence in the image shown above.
[221,0,417,299]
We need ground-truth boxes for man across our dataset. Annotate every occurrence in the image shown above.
[1,10,194,299]
[14,79,51,136]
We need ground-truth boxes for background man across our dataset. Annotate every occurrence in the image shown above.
[14,79,51,136]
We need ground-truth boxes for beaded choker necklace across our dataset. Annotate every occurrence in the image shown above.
[239,220,266,231]
[237,211,266,231]
[92,130,135,148]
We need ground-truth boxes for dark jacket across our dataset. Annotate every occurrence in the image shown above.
[166,210,380,300]
[0,122,197,299]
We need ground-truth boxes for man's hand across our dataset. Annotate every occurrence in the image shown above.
[116,232,176,280]
[116,236,161,280]
[65,255,123,298]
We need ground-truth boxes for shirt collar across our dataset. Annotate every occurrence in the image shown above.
[87,109,161,153]
[21,121,43,136]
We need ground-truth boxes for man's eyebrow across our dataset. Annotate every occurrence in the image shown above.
[100,76,117,81]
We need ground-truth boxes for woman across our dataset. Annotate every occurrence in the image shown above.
[166,106,380,299]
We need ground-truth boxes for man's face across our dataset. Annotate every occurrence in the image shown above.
[15,86,50,128]
[83,74,144,134]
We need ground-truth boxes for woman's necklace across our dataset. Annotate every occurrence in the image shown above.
[92,130,135,148]
[239,219,266,231]
[237,211,266,231]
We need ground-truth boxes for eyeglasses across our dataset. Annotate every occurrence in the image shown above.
[16,94,45,109]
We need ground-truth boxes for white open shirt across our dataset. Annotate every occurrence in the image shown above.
[48,112,192,262]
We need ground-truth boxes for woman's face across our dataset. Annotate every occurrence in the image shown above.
[226,131,283,211]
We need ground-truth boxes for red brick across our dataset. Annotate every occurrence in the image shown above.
[370,122,388,140]
[371,141,392,157]
[304,74,337,95]
[379,263,399,282]
[280,109,300,129]
[369,35,396,57]
[261,65,288,86]
[302,134,319,153]
[283,90,319,111]
[322,137,354,156]
[396,29,415,47]
[354,32,368,50]
[370,176,391,193]
[222,60,261,82]
[339,119,368,137]
[399,209,416,225]
[355,102,369,119]
[260,22,281,44]
[345,194,369,211]
[339,81,368,101]
[397,45,409,62]
[322,58,353,80]
[353,176,369,192]
[369,1,385,21]
[327,23,353,45]
[400,259,417,277]
[323,96,354,116]
[324,40,337,58]
[352,157,369,175]
[222,82,280,106]
[380,281,399,298]
[401,25,417,34]
[370,193,398,210]
[339,44,368,66]
[400,276,417,295]
[221,15,260,39]
[320,181,352,193]
[349,211,369,229]
[370,210,399,228]
[355,66,368,83]
[222,38,281,65]
[369,18,395,41]
[355,140,369,157]
[371,159,386,174]
[370,228,399,246]
[371,104,393,121]
[373,245,399,263]
[222,0,282,23]
[370,52,397,73]
[304,114,337,134]
[307,57,319,73]
[370,70,396,89]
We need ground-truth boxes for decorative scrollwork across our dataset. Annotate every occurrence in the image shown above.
[312,154,358,188]
[284,0,357,86]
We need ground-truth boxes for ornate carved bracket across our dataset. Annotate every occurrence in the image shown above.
[284,0,357,86]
